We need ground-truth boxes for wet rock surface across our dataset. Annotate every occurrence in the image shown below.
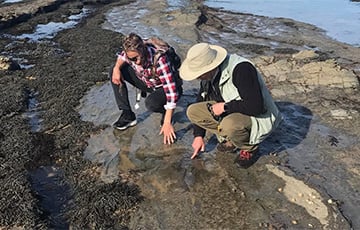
[1,0,359,229]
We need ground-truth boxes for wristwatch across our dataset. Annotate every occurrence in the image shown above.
[224,103,229,113]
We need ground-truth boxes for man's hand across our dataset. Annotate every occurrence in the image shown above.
[159,122,176,145]
[191,136,205,159]
[211,102,226,116]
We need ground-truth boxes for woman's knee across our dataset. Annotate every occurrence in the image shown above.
[145,101,157,112]
[145,96,164,113]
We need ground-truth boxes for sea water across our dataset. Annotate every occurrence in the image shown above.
[204,0,360,47]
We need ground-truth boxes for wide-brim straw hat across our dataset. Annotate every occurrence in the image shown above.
[179,43,227,81]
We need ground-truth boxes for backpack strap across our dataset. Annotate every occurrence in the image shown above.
[145,37,181,84]
[151,50,165,80]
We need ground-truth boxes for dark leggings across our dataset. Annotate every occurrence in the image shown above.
[109,64,181,114]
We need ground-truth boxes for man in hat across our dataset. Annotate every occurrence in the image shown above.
[179,43,282,168]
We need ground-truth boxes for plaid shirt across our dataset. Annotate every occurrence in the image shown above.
[118,44,179,110]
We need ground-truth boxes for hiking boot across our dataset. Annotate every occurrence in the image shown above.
[217,141,237,153]
[113,110,137,130]
[234,149,260,169]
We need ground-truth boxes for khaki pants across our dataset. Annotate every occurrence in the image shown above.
[186,101,257,152]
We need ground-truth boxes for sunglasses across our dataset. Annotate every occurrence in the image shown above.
[127,55,140,62]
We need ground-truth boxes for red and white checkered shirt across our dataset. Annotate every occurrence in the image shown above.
[117,44,179,110]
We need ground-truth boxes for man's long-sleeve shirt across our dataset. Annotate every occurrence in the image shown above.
[193,61,265,137]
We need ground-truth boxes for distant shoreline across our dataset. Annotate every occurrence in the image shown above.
[204,0,360,47]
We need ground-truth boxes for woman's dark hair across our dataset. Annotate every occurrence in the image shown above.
[122,33,146,54]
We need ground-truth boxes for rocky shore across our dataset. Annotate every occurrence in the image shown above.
[1,0,143,228]
[1,0,359,229]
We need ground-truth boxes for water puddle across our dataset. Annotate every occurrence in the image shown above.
[23,89,71,228]
[2,0,23,3]
[22,89,42,132]
[78,82,197,184]
[1,7,92,70]
[4,8,91,42]
[27,166,71,229]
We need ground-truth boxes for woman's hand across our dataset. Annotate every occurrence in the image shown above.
[112,67,123,86]
[112,58,125,85]
[159,122,176,145]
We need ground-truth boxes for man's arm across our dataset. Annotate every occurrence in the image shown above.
[226,62,264,116]
[192,82,207,138]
